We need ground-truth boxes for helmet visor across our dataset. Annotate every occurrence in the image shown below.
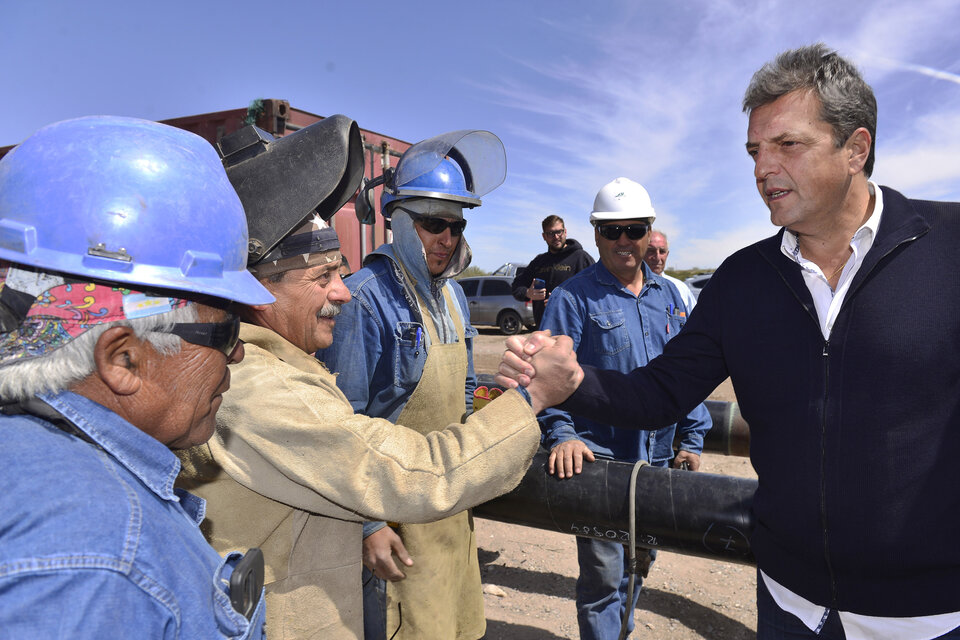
[393,130,506,199]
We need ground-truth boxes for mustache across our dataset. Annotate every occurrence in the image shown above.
[318,302,343,319]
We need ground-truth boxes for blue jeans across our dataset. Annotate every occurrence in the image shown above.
[362,565,387,640]
[575,537,647,640]
[757,571,960,639]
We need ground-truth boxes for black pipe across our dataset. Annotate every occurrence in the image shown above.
[473,449,757,565]
[695,400,750,457]
[475,375,751,457]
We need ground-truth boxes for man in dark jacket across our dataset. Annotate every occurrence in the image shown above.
[511,215,594,327]
[498,43,960,640]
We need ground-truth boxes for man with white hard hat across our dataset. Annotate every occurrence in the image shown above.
[537,177,711,640]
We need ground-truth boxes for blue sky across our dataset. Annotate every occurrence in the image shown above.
[3,0,959,270]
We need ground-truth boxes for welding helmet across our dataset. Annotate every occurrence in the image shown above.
[218,114,364,266]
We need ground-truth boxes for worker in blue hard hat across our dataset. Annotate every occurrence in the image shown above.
[0,116,273,638]
[317,130,509,640]
[177,121,571,639]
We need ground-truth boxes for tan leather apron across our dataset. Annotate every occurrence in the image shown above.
[385,284,485,640]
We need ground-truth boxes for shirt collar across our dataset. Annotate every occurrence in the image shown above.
[780,181,884,264]
[595,260,661,291]
[36,390,183,502]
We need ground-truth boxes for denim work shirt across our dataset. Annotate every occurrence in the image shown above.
[0,391,266,639]
[317,250,477,423]
[538,261,712,464]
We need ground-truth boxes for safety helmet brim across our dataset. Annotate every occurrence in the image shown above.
[393,189,482,207]
[589,211,657,223]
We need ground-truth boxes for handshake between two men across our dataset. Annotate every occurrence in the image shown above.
[496,330,582,410]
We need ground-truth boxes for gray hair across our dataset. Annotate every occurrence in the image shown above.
[0,304,198,401]
[742,43,877,177]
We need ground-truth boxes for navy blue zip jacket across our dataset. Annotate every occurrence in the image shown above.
[560,186,960,617]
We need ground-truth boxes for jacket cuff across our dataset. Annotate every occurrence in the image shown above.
[516,385,532,405]
[362,521,387,538]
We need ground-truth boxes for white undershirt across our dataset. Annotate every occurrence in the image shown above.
[778,183,882,340]
[768,184,960,639]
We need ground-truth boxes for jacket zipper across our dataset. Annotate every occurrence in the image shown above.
[815,236,922,610]
[762,222,924,610]
[820,338,838,606]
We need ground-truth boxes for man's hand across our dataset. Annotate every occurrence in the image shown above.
[496,332,584,413]
[673,450,701,471]
[548,440,596,479]
[526,286,548,301]
[362,527,413,582]
[495,331,557,389]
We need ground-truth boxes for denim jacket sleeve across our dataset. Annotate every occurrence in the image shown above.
[317,279,384,415]
[675,401,712,454]
[536,286,586,450]
[672,295,712,455]
[362,521,388,539]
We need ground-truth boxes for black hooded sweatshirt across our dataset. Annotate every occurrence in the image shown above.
[511,238,594,327]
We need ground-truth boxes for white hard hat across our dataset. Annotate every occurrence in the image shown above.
[589,177,656,224]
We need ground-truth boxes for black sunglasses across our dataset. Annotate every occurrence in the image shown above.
[396,207,467,237]
[596,223,650,241]
[169,314,241,357]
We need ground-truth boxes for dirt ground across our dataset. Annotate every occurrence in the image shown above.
[471,328,758,639]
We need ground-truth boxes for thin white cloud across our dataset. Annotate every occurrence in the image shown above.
[865,56,960,86]
[845,0,960,76]
[682,219,778,270]
[465,0,960,271]
[875,110,960,199]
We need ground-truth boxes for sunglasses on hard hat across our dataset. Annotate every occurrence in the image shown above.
[169,313,241,357]
[596,223,650,241]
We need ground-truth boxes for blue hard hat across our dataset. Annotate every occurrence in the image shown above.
[0,116,273,306]
[382,156,477,213]
[380,130,506,216]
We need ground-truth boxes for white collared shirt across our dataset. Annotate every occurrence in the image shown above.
[768,183,960,639]
[778,183,883,340]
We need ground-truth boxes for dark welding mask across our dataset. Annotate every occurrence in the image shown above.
[218,114,363,266]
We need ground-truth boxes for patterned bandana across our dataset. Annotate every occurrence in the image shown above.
[0,263,189,366]
[248,217,341,279]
